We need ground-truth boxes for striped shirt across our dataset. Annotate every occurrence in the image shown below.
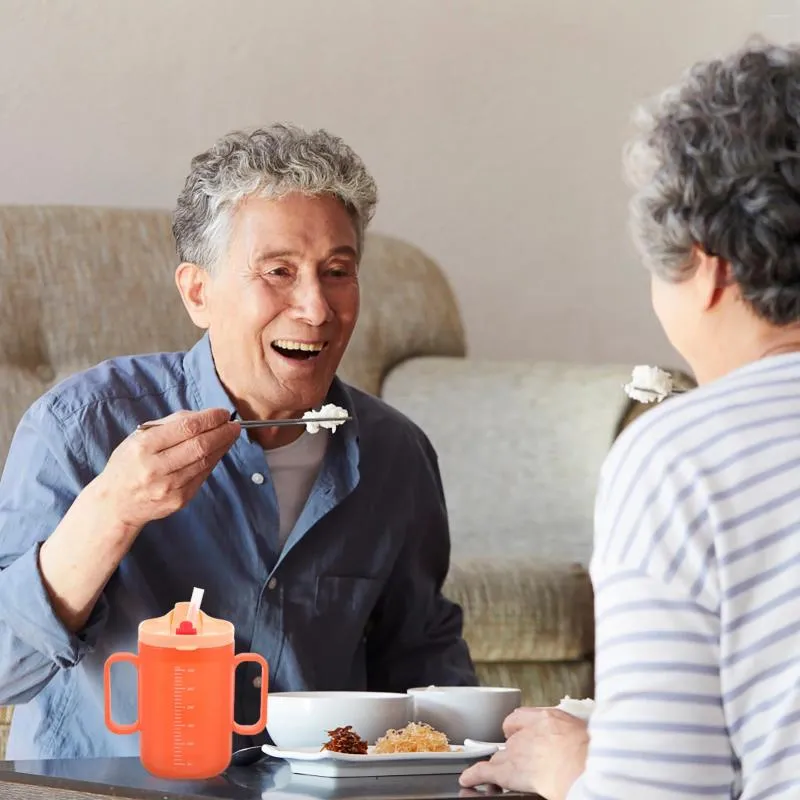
[568,353,800,800]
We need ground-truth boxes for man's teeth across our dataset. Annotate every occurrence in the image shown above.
[273,340,325,352]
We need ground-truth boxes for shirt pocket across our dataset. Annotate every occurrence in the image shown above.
[315,575,380,617]
[312,575,381,688]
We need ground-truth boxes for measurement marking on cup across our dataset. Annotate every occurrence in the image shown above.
[172,665,197,768]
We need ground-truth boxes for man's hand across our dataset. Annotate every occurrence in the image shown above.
[94,409,240,532]
[459,708,588,800]
[37,408,240,633]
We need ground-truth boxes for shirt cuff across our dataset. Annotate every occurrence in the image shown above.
[0,542,109,668]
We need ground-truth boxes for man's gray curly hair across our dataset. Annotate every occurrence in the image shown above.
[625,39,800,325]
[173,123,378,272]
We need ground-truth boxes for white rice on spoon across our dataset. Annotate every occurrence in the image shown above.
[302,403,349,434]
[623,365,674,403]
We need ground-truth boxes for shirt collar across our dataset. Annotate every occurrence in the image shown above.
[183,332,238,416]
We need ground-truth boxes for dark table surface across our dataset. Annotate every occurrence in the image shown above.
[0,754,542,800]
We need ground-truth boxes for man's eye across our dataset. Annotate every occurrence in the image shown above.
[327,265,355,278]
[267,267,291,277]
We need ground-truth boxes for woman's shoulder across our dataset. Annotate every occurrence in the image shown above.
[595,357,800,595]
[606,357,800,490]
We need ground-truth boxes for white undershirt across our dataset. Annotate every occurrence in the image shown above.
[264,430,329,548]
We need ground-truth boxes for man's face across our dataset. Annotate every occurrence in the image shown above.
[178,192,360,418]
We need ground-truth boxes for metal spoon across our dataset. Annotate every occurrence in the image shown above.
[230,745,268,767]
[136,415,351,432]
[624,385,689,404]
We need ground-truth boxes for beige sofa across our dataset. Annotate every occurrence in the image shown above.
[0,205,673,756]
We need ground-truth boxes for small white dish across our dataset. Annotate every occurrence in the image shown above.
[266,691,413,750]
[407,685,521,744]
[261,742,499,778]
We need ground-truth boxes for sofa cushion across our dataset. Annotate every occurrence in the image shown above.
[444,556,594,663]
[475,660,594,709]
[382,357,634,566]
[0,206,200,371]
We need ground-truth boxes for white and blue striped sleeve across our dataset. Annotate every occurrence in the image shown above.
[568,425,735,800]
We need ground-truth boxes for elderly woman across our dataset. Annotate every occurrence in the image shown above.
[461,39,800,799]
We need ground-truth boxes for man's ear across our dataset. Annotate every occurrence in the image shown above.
[692,246,733,312]
[175,262,212,329]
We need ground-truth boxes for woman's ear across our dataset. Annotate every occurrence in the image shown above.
[692,247,733,311]
[175,262,212,329]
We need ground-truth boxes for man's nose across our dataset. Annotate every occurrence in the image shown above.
[291,277,333,326]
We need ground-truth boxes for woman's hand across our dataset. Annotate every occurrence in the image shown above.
[459,708,588,800]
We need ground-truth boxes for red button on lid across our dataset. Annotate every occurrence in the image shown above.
[176,620,197,635]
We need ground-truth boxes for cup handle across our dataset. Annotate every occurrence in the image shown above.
[233,653,268,735]
[104,652,140,735]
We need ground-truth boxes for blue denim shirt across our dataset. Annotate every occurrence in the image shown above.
[0,333,476,759]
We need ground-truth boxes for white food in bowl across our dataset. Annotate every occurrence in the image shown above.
[267,691,413,750]
[556,695,596,721]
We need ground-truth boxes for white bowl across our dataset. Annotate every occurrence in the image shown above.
[407,686,522,744]
[266,691,414,750]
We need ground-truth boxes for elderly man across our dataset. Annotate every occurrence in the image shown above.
[0,124,477,759]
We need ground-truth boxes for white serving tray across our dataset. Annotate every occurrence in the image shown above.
[262,742,498,778]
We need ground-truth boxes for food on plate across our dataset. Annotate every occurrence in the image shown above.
[373,721,450,754]
[321,725,368,754]
[319,721,452,756]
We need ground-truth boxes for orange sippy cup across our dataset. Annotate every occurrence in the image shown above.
[103,588,268,780]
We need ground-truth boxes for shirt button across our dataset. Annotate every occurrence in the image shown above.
[267,578,278,591]
[253,675,262,689]
[251,473,265,485]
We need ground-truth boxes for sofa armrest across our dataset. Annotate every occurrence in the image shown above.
[338,235,465,396]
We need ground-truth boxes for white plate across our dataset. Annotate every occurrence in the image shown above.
[261,742,498,778]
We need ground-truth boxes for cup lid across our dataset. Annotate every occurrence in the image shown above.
[139,602,234,649]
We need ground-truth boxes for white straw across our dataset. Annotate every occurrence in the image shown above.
[186,587,204,624]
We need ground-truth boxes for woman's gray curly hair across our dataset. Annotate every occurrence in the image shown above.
[173,123,378,272]
[625,39,800,325]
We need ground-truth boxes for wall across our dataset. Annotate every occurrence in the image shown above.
[0,0,789,367]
